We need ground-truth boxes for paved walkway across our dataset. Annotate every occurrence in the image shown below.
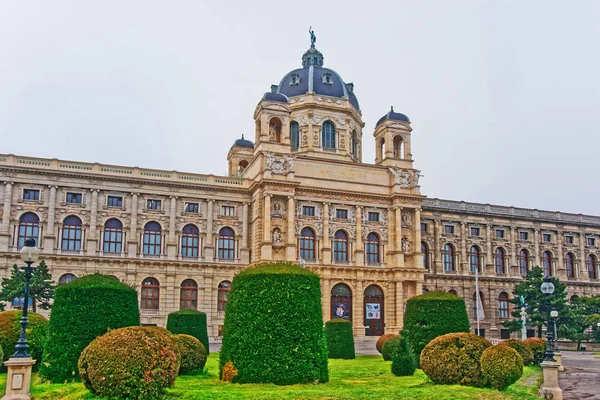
[559,352,600,400]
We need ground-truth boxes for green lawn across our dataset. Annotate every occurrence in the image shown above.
[0,354,542,400]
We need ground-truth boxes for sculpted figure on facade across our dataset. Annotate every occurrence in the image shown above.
[272,228,283,245]
[401,237,410,253]
[265,152,295,175]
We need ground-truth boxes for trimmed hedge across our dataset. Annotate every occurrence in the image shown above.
[376,334,398,354]
[403,291,470,366]
[173,334,207,375]
[325,319,355,359]
[166,309,209,355]
[219,262,328,385]
[391,335,416,376]
[40,274,140,382]
[79,326,179,400]
[0,311,48,371]
[523,337,547,365]
[499,339,533,366]
[480,345,524,390]
[421,332,491,387]
[382,335,402,361]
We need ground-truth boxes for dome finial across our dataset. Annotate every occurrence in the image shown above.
[241,134,245,139]
[391,106,394,113]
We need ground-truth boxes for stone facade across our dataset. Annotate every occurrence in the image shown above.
[0,42,598,342]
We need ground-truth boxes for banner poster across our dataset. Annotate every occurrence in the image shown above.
[332,301,350,320]
[366,303,381,319]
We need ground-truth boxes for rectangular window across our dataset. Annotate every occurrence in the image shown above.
[336,209,348,219]
[368,212,380,222]
[420,222,427,232]
[66,192,82,204]
[147,199,161,210]
[519,231,529,241]
[526,329,536,338]
[184,202,199,213]
[444,225,454,234]
[500,329,511,340]
[221,206,235,216]
[495,229,505,239]
[302,206,315,217]
[474,329,485,338]
[565,235,574,244]
[588,237,596,246]
[470,227,480,236]
[23,189,40,201]
[542,234,551,242]
[107,196,123,208]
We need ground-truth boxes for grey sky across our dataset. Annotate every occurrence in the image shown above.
[1,1,599,215]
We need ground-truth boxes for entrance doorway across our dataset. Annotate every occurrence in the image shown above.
[331,283,352,321]
[364,285,384,336]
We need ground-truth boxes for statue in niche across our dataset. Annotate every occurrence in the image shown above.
[272,228,283,245]
[269,123,277,141]
[401,237,410,253]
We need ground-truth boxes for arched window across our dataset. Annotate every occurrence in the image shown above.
[442,244,455,272]
[379,138,385,159]
[366,233,380,264]
[333,230,349,262]
[448,289,458,296]
[472,291,485,318]
[570,295,579,304]
[299,227,316,260]
[542,251,553,276]
[518,249,530,276]
[103,218,123,253]
[331,283,352,320]
[141,277,160,310]
[587,255,598,280]
[238,160,249,173]
[218,227,235,259]
[498,292,509,318]
[181,224,200,258]
[180,279,198,310]
[217,280,231,312]
[565,252,575,279]
[393,135,404,158]
[351,130,359,157]
[290,121,299,150]
[468,246,481,273]
[17,212,39,249]
[143,222,162,255]
[321,121,336,149]
[495,248,506,274]
[61,216,83,251]
[58,273,76,284]
[421,241,429,269]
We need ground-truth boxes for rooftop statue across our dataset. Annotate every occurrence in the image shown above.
[309,26,316,46]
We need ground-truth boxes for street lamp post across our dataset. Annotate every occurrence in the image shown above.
[550,309,559,352]
[2,238,39,400]
[538,275,563,400]
[540,276,555,362]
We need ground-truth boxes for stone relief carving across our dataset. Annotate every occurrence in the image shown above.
[389,168,423,188]
[272,228,283,245]
[271,200,286,217]
[401,213,412,228]
[297,115,309,125]
[265,152,296,175]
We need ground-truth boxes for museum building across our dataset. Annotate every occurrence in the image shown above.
[1,41,599,342]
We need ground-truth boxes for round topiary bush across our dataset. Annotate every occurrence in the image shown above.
[166,309,209,355]
[219,262,328,385]
[376,334,398,354]
[480,344,524,390]
[391,335,416,376]
[523,337,547,365]
[0,311,48,371]
[79,326,179,400]
[172,334,207,375]
[325,319,355,359]
[40,274,140,382]
[382,335,403,361]
[403,291,470,366]
[500,339,533,366]
[421,332,491,387]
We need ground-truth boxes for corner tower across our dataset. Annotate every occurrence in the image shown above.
[374,107,413,169]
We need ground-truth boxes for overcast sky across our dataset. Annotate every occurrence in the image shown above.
[1,1,599,215]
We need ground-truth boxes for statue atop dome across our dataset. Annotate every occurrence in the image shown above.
[309,26,316,46]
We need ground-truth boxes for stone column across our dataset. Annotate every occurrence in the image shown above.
[322,203,331,263]
[261,194,272,260]
[307,111,314,150]
[205,200,214,260]
[510,227,517,272]
[460,222,467,274]
[0,182,12,252]
[355,206,364,266]
[167,196,177,258]
[579,232,586,279]
[534,229,541,267]
[86,189,99,255]
[240,202,250,263]
[43,185,58,252]
[322,278,331,322]
[393,207,404,267]
[354,279,364,336]
[395,281,404,331]
[128,193,139,256]
[557,231,564,279]
[486,224,493,274]
[414,208,423,270]
[286,197,296,261]
[433,220,441,273]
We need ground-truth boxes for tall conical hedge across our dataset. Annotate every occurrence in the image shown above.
[40,274,140,382]
[219,262,328,385]
[403,290,470,366]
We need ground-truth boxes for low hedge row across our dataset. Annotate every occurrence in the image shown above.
[325,319,355,359]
